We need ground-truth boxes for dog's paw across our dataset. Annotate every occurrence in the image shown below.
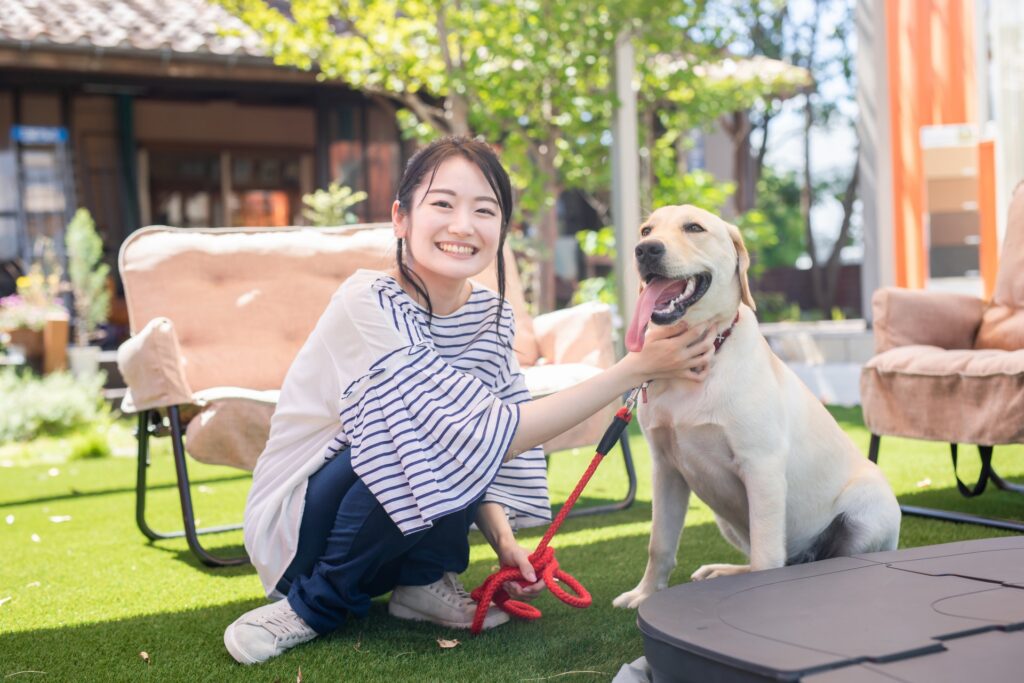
[612,587,654,609]
[690,563,751,581]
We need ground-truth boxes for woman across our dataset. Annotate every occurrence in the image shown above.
[224,136,715,664]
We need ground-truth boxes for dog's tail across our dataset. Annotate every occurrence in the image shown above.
[786,513,853,566]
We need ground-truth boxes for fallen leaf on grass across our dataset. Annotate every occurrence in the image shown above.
[47,468,60,477]
[5,514,12,525]
[0,596,11,606]
[139,651,151,665]
[916,478,932,488]
[30,534,40,543]
[48,515,72,523]
[25,581,40,588]
[521,671,609,680]
[437,638,460,649]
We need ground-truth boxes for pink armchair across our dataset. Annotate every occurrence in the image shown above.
[117,224,630,565]
[860,182,1024,530]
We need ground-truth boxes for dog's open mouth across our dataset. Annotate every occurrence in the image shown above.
[626,273,712,352]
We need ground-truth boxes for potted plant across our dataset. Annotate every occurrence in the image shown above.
[64,209,110,378]
[301,182,367,226]
[0,238,69,372]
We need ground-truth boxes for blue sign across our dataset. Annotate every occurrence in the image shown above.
[10,126,69,145]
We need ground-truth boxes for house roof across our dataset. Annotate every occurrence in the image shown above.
[0,0,268,62]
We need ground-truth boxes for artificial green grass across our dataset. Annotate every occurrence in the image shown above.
[1,407,1022,681]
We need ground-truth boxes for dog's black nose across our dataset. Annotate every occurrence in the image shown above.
[635,240,665,264]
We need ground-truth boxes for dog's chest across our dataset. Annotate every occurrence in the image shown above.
[644,419,744,493]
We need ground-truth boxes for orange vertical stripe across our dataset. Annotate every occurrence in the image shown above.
[886,0,977,290]
[977,140,998,299]
[886,0,907,287]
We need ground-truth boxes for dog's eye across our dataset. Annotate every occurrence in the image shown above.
[640,226,652,237]
[684,222,705,233]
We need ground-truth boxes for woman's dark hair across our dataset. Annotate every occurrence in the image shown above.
[394,136,514,333]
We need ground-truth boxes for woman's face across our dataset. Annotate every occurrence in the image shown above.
[392,155,503,287]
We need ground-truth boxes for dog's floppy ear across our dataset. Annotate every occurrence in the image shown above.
[726,221,756,311]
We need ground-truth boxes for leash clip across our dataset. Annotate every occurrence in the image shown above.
[624,381,651,412]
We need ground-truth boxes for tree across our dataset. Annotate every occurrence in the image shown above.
[728,0,859,316]
[219,0,800,310]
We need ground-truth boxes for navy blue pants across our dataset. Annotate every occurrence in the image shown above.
[278,447,482,634]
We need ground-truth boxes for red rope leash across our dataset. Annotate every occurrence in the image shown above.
[469,397,640,634]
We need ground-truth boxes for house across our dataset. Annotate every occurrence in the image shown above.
[0,0,409,323]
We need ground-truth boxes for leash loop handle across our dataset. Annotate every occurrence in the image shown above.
[469,390,640,634]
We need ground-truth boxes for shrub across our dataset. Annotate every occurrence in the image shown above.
[0,369,111,444]
[302,183,368,226]
[65,209,111,346]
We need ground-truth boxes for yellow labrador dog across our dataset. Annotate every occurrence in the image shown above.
[613,205,900,609]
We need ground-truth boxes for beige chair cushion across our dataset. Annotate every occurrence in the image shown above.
[184,388,279,470]
[991,181,1024,308]
[975,305,1024,352]
[120,225,397,393]
[861,345,1024,445]
[118,317,193,413]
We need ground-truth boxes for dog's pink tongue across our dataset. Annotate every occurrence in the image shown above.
[626,277,679,352]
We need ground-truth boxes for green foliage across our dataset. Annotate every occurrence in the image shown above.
[0,369,111,444]
[217,1,803,225]
[752,290,801,322]
[64,209,110,346]
[572,225,617,306]
[749,166,805,269]
[67,424,112,460]
[302,182,368,227]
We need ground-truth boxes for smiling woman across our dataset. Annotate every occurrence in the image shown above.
[223,136,717,666]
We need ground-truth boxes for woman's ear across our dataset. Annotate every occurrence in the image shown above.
[392,200,406,239]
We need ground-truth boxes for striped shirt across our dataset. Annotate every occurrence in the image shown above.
[243,269,549,597]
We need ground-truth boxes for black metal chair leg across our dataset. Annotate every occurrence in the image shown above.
[564,432,637,519]
[868,433,880,463]
[868,434,1024,532]
[135,408,248,566]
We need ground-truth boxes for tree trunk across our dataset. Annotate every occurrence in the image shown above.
[536,176,560,313]
[801,92,827,313]
[822,150,861,316]
[731,111,756,214]
[446,93,471,136]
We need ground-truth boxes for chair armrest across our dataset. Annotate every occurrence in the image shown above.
[872,287,984,354]
[533,302,615,368]
[117,317,195,412]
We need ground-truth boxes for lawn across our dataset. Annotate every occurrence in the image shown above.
[1,407,1022,682]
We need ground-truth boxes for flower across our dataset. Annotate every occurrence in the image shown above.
[0,294,66,332]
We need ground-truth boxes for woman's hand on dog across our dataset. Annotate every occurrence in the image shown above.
[631,320,716,383]
[497,542,546,600]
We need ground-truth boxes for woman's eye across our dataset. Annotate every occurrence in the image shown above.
[432,200,452,209]
[477,208,496,216]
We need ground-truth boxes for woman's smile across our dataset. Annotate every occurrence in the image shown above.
[436,241,479,258]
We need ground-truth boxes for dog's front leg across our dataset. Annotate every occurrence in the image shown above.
[692,457,787,580]
[613,449,691,609]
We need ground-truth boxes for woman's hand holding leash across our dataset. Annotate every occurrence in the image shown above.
[497,542,545,600]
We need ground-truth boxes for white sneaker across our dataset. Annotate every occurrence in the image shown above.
[223,599,318,664]
[388,572,510,630]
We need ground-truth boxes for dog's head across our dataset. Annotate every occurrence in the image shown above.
[626,205,754,352]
